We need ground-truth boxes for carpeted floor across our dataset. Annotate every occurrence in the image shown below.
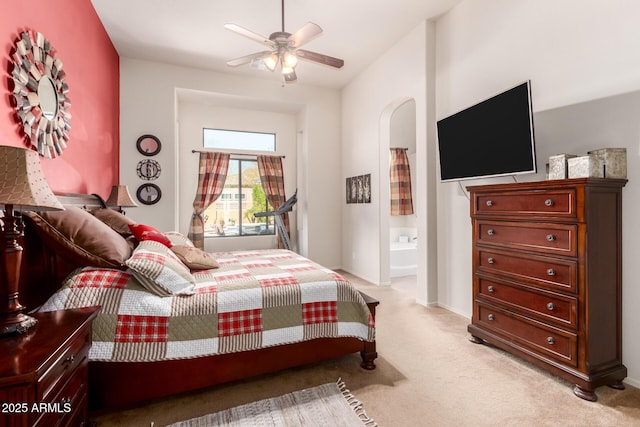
[91,273,640,426]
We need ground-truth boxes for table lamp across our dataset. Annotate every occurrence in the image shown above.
[105,184,138,214]
[0,146,63,336]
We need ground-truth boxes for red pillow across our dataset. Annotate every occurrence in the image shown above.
[128,223,173,247]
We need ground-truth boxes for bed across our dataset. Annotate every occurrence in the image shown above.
[17,193,378,410]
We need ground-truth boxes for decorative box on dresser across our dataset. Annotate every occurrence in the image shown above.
[466,178,627,401]
[0,307,99,427]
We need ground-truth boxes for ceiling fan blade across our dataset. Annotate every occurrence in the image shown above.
[283,70,297,84]
[224,23,275,48]
[297,49,344,69]
[288,22,323,48]
[226,51,273,67]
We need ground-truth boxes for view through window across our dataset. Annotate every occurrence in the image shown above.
[203,128,276,152]
[202,128,276,238]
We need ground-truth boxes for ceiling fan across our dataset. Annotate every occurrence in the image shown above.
[224,0,344,84]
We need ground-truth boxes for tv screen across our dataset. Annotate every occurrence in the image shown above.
[437,81,536,182]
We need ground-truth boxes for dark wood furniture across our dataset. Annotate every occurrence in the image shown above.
[0,307,99,427]
[467,178,627,401]
[16,193,378,410]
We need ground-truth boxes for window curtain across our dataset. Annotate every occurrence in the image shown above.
[257,155,289,248]
[389,148,414,216]
[188,152,230,249]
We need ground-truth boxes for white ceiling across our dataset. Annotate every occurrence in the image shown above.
[90,0,462,89]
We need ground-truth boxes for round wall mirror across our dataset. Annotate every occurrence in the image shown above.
[136,135,161,156]
[37,76,59,120]
[11,30,71,158]
[136,183,162,205]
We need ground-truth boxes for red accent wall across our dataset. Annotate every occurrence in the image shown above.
[0,1,119,196]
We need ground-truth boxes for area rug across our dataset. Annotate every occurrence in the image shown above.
[167,379,377,427]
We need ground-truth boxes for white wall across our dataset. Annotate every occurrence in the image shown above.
[119,58,343,268]
[341,21,439,305]
[436,0,640,387]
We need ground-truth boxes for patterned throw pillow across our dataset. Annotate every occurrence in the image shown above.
[125,240,196,296]
[164,231,196,248]
[170,245,219,270]
[128,223,173,247]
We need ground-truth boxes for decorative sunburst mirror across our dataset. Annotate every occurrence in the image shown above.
[11,30,71,158]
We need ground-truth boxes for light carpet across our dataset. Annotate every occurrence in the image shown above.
[166,379,377,427]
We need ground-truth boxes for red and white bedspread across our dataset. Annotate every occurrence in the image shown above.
[38,249,375,362]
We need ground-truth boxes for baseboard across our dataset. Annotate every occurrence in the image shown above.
[431,302,471,319]
[624,377,640,389]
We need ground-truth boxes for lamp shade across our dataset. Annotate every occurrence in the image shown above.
[105,185,138,208]
[0,146,63,211]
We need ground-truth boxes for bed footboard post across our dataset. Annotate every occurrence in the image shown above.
[359,291,379,370]
[360,341,377,370]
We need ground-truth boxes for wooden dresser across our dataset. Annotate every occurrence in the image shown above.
[0,307,99,426]
[466,178,627,401]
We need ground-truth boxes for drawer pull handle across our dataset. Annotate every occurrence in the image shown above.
[488,314,495,321]
[545,199,554,207]
[547,268,556,276]
[546,234,556,242]
[487,285,495,293]
[64,354,75,364]
[487,229,495,236]
[487,257,495,264]
[546,302,556,311]
[546,336,555,345]
[486,200,494,207]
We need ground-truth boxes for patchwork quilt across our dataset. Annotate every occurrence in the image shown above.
[38,249,375,362]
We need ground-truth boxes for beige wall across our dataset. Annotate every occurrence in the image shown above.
[119,57,343,268]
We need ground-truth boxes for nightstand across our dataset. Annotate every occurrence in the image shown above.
[0,307,99,427]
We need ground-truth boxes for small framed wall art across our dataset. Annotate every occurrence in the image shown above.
[136,159,161,180]
[346,174,371,204]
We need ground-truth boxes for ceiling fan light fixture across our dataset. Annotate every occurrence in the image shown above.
[225,0,343,84]
[264,53,278,71]
[281,63,295,75]
[283,51,298,68]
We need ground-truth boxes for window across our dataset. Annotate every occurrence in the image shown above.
[203,128,276,152]
[203,159,274,237]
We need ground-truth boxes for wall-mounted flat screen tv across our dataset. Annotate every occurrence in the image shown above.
[437,81,537,182]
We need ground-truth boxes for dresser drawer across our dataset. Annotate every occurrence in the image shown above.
[477,304,577,367]
[33,361,87,427]
[477,277,577,328]
[477,249,577,293]
[474,189,575,218]
[476,221,577,256]
[38,328,90,402]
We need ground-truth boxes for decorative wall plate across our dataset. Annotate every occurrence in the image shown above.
[136,159,161,180]
[11,30,71,158]
[136,183,162,205]
[136,134,161,156]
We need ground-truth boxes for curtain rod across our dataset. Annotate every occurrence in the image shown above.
[191,149,285,159]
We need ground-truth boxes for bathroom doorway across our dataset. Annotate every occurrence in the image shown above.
[380,98,417,295]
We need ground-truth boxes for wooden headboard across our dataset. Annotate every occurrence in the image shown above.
[17,193,106,312]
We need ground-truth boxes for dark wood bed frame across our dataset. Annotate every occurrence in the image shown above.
[17,193,378,411]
